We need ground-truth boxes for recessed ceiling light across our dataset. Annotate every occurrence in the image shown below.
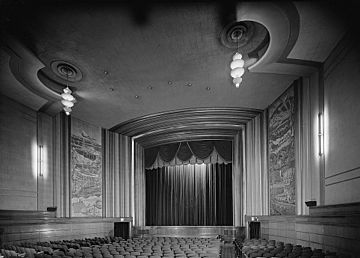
[206,87,211,91]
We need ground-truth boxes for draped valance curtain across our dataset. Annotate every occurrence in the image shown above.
[145,140,232,169]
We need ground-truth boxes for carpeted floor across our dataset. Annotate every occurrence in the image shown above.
[221,243,237,258]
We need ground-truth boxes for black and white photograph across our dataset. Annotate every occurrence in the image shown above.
[0,0,359,257]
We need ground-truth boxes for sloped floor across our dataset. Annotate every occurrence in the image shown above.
[221,243,237,258]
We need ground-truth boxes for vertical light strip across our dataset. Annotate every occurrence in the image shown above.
[242,129,246,227]
[39,145,44,177]
[131,138,135,226]
[318,112,324,156]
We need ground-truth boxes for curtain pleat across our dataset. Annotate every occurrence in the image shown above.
[145,140,232,169]
[214,141,232,161]
[176,142,193,161]
[188,141,214,159]
[159,143,179,162]
[102,131,131,218]
[145,146,159,168]
[134,142,145,226]
[145,163,233,226]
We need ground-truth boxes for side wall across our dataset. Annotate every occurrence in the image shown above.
[0,95,54,210]
[323,35,360,205]
[248,202,360,258]
[0,94,132,221]
[264,33,360,214]
[251,214,360,258]
[244,33,360,258]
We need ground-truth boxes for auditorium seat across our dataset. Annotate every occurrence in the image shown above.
[238,238,340,258]
[1,236,224,258]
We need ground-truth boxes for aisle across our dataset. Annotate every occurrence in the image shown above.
[221,243,236,258]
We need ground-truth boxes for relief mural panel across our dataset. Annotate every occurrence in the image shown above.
[268,85,296,215]
[71,118,102,217]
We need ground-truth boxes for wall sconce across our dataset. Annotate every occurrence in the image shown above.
[318,112,324,156]
[38,145,44,177]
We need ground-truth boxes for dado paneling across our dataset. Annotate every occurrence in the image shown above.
[246,203,360,258]
[1,221,114,243]
[0,218,127,244]
[0,210,133,244]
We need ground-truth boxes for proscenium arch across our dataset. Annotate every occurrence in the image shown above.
[112,107,263,227]
[111,107,261,144]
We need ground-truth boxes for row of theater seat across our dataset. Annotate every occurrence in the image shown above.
[16,237,124,251]
[234,239,339,258]
[1,236,221,258]
[1,237,123,258]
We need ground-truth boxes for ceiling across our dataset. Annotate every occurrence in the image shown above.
[0,0,348,129]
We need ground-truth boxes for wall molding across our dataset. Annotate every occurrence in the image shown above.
[325,175,360,187]
[111,107,261,148]
[325,165,360,188]
[325,166,360,179]
[323,32,354,80]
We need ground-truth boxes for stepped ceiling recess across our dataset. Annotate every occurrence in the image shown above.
[0,1,347,131]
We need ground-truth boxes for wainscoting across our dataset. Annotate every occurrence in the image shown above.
[245,202,360,258]
[0,210,132,244]
[133,226,245,242]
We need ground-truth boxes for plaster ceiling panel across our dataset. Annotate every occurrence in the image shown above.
[0,50,47,111]
[7,2,298,128]
[71,71,297,128]
[288,1,346,62]
[5,2,337,128]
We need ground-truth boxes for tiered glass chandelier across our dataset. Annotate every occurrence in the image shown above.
[230,52,245,88]
[229,26,246,88]
[61,86,76,115]
[61,70,76,116]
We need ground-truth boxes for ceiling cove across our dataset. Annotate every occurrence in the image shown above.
[111,107,262,148]
[0,1,345,128]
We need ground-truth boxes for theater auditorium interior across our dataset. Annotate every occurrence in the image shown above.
[0,0,360,258]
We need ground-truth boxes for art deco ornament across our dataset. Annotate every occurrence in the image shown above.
[61,86,76,115]
[230,52,245,88]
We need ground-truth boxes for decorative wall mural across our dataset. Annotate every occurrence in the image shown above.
[71,118,102,217]
[268,85,296,215]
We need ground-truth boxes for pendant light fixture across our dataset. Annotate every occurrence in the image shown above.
[61,69,76,115]
[230,28,245,88]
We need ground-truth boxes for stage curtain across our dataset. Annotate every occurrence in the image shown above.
[145,146,159,168]
[214,140,232,161]
[159,143,179,162]
[145,163,233,226]
[176,142,193,161]
[188,141,214,159]
[145,140,232,169]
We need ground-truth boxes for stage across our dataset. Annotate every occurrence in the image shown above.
[133,226,245,242]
